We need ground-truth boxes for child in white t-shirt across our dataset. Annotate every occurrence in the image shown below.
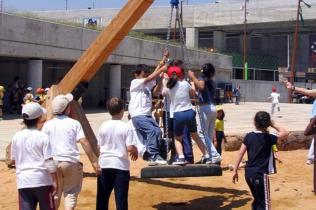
[11,102,58,210]
[128,53,168,166]
[162,59,212,165]
[267,87,280,114]
[97,97,138,210]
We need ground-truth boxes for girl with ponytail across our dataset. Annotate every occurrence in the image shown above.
[188,63,222,164]
[162,59,212,165]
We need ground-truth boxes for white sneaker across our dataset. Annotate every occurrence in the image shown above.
[306,160,314,165]
[211,156,223,164]
[147,158,158,166]
[228,164,234,171]
[155,157,167,165]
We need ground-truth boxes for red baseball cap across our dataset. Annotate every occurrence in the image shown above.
[272,87,276,92]
[167,66,184,78]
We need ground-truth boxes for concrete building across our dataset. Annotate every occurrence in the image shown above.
[0,13,232,108]
[35,0,316,82]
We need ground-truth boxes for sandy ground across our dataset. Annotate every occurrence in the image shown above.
[1,146,315,210]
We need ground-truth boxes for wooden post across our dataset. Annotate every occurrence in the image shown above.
[288,0,301,103]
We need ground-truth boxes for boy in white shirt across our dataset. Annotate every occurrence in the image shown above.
[267,87,280,115]
[128,61,168,165]
[41,93,99,210]
[97,97,138,210]
[11,102,58,210]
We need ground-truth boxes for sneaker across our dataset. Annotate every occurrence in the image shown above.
[204,157,212,164]
[306,160,314,165]
[228,164,235,171]
[195,156,205,164]
[168,156,176,165]
[155,157,167,165]
[211,156,223,164]
[147,158,158,166]
[142,150,151,161]
[172,158,186,165]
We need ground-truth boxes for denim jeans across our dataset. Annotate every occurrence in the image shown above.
[97,169,130,210]
[197,104,222,160]
[132,115,162,160]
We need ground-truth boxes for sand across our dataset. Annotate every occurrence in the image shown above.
[1,146,315,210]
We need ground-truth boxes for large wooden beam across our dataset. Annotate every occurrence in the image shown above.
[58,0,155,94]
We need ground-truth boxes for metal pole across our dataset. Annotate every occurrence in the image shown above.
[288,0,301,103]
[66,0,68,10]
[243,0,247,80]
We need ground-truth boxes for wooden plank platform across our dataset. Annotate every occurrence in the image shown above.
[141,164,222,178]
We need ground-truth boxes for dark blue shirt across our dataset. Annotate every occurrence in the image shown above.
[243,131,278,174]
[198,76,216,104]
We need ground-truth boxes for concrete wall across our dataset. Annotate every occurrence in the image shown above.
[232,79,312,103]
[34,0,316,29]
[0,13,232,107]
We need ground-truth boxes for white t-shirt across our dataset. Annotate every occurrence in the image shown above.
[163,80,193,117]
[41,115,85,163]
[98,120,137,171]
[128,78,156,117]
[127,120,146,157]
[270,92,280,104]
[11,128,53,189]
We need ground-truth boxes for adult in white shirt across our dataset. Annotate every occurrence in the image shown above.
[42,93,100,210]
[11,102,58,210]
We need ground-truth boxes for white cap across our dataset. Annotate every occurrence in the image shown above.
[22,102,47,120]
[52,93,73,114]
[27,87,32,91]
[44,88,50,92]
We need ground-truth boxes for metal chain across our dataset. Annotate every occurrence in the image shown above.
[165,5,174,54]
[176,6,191,71]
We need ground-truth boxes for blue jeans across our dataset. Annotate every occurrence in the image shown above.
[97,169,130,210]
[132,115,162,160]
[197,104,222,160]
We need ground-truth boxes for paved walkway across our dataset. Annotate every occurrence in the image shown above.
[0,102,312,160]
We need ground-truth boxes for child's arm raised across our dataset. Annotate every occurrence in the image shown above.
[187,70,205,91]
[270,121,289,141]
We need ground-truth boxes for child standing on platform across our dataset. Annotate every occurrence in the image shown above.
[213,106,227,156]
[232,111,289,209]
[162,59,212,165]
[129,52,168,166]
[267,87,280,115]
[97,97,138,210]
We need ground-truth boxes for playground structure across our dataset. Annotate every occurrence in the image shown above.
[5,0,222,178]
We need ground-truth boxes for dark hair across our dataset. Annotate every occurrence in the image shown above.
[107,97,124,116]
[14,76,20,82]
[201,63,215,90]
[135,64,149,75]
[22,116,39,127]
[218,110,225,120]
[167,59,185,89]
[254,111,271,133]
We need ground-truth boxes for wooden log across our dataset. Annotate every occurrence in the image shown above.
[141,164,222,178]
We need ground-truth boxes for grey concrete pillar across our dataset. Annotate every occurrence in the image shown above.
[27,59,42,91]
[186,27,198,48]
[262,36,272,55]
[213,31,226,52]
[239,34,252,54]
[108,65,122,99]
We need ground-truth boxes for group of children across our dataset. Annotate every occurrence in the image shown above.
[10,54,297,210]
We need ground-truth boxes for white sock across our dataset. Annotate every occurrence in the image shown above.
[204,154,210,158]
[179,155,185,159]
